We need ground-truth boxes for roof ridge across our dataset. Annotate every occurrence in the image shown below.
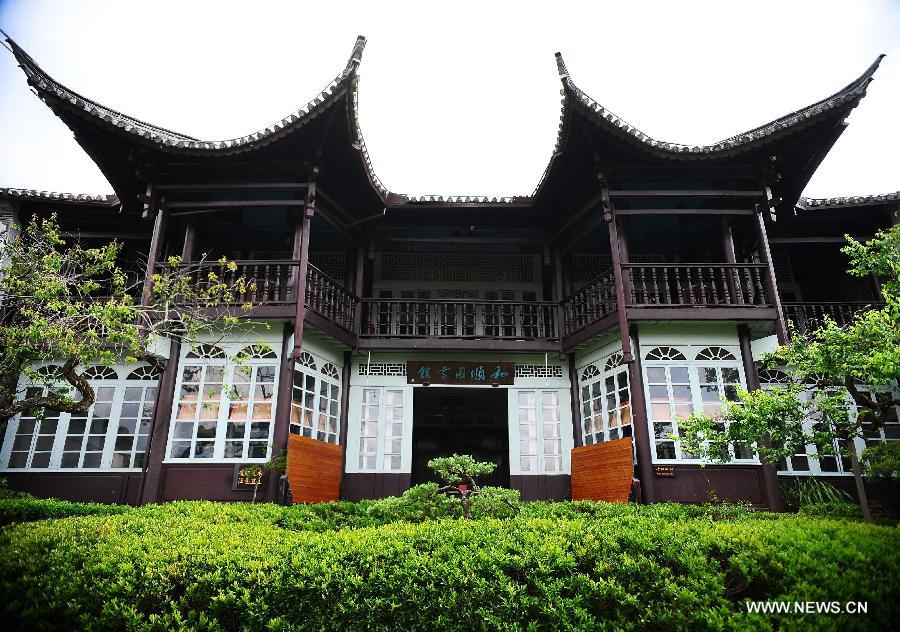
[0,186,119,205]
[796,190,900,209]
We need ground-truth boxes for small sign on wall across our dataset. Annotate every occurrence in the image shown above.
[407,361,515,386]
[654,466,675,478]
[232,464,265,491]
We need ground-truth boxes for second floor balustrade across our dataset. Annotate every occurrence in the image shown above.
[156,259,299,305]
[624,263,770,307]
[359,298,558,342]
[782,301,885,336]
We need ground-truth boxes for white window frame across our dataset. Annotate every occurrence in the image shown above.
[165,344,279,463]
[0,365,160,472]
[579,353,633,446]
[509,388,569,474]
[345,385,413,473]
[643,345,757,464]
[290,352,342,444]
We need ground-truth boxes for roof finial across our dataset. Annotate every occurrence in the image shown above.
[555,52,569,80]
[349,35,367,70]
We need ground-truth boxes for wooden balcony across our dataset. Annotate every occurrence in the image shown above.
[782,301,884,335]
[158,259,299,305]
[358,298,558,350]
[625,263,770,307]
[304,264,356,333]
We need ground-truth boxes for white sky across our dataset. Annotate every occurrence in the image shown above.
[1,0,898,199]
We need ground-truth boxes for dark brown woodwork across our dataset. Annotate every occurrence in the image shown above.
[140,198,167,307]
[627,307,779,321]
[156,182,308,192]
[738,324,784,512]
[628,324,656,503]
[571,438,633,502]
[568,353,582,447]
[605,187,633,362]
[167,199,306,209]
[304,263,356,332]
[180,220,196,262]
[268,323,295,502]
[754,209,788,343]
[338,351,352,485]
[139,339,180,504]
[624,263,770,307]
[286,434,343,503]
[292,199,314,355]
[782,302,884,335]
[358,337,560,352]
[315,187,356,224]
[159,260,299,304]
[609,190,764,198]
[613,208,756,216]
[551,189,605,242]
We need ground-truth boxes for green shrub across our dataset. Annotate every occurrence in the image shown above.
[798,502,863,520]
[0,497,130,526]
[782,477,851,509]
[1,505,897,630]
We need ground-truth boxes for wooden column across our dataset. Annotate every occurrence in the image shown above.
[603,181,633,362]
[738,324,785,512]
[181,219,196,262]
[292,186,315,356]
[568,353,583,447]
[141,196,167,307]
[352,242,365,340]
[627,324,656,503]
[754,207,788,343]
[721,218,738,300]
[139,339,180,504]
[552,247,566,341]
[268,322,295,503]
[338,350,353,496]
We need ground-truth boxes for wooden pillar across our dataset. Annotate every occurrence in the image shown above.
[628,324,656,503]
[553,247,566,342]
[292,195,315,356]
[139,339,180,504]
[738,324,785,512]
[754,209,788,343]
[268,322,295,503]
[141,196,167,307]
[338,350,353,495]
[603,181,633,362]
[568,353,583,447]
[721,218,738,301]
[352,242,365,339]
[181,219,196,263]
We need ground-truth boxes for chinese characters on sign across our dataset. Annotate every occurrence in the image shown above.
[407,361,515,385]
[234,465,264,489]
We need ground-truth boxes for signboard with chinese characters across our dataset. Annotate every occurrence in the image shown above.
[232,464,265,491]
[406,361,515,386]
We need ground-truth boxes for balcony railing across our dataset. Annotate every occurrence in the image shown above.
[624,263,770,307]
[561,267,617,337]
[304,263,356,332]
[159,259,299,304]
[360,299,558,341]
[782,302,884,335]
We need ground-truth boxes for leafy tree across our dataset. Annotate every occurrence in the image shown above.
[679,225,900,522]
[0,214,253,429]
[427,454,499,519]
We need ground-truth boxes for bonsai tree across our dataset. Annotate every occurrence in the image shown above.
[240,448,287,504]
[427,454,497,519]
[678,226,900,522]
[0,214,254,429]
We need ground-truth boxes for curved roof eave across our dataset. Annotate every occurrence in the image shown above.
[4,34,367,155]
[552,52,884,160]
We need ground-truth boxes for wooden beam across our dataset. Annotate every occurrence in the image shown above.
[605,184,633,363]
[316,186,355,224]
[609,190,763,198]
[181,219,196,263]
[268,322,295,503]
[357,338,560,352]
[627,325,656,503]
[167,200,306,209]
[552,189,605,242]
[376,235,542,245]
[613,208,755,216]
[293,177,317,355]
[561,213,607,253]
[754,201,788,343]
[156,182,308,192]
[768,236,869,245]
[140,194,166,307]
[568,353,583,448]
[60,231,150,240]
[314,203,353,241]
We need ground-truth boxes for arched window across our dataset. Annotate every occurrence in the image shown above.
[321,362,340,380]
[579,352,632,446]
[35,365,63,379]
[82,366,119,380]
[695,347,736,361]
[127,365,161,381]
[295,352,317,370]
[604,353,624,372]
[186,344,226,359]
[645,346,686,361]
[291,352,341,445]
[237,344,277,360]
[758,368,791,385]
[580,365,600,382]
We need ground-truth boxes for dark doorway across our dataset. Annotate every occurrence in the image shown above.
[412,388,509,488]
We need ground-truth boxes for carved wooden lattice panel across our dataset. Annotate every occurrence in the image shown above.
[287,434,343,503]
[571,437,633,502]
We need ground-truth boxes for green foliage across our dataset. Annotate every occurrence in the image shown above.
[861,441,900,478]
[0,496,129,526]
[427,453,496,485]
[0,499,897,630]
[781,478,851,510]
[798,502,863,520]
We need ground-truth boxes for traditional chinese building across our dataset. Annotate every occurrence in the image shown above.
[1,35,897,507]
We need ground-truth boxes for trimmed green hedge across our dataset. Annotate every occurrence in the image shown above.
[0,496,130,526]
[1,501,897,630]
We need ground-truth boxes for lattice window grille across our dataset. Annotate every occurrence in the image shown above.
[380,254,534,282]
[357,363,407,377]
[309,252,346,280]
[186,344,227,359]
[515,365,564,379]
[571,254,664,283]
[127,365,161,381]
[645,346,687,361]
[695,347,737,361]
[772,254,795,283]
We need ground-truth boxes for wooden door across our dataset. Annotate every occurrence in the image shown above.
[286,434,343,502]
[571,438,633,502]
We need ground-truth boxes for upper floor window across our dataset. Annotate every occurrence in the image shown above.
[1,364,160,471]
[167,344,277,461]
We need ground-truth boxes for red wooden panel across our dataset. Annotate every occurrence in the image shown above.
[287,434,343,503]
[571,438,633,502]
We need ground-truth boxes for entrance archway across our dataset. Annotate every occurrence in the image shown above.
[411,388,509,488]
